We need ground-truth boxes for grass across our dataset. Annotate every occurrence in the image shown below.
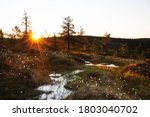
[0,46,82,99]
[0,38,150,100]
[65,66,128,100]
[65,57,150,100]
[46,51,83,73]
[0,69,40,99]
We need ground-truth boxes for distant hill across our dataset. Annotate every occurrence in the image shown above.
[1,36,150,58]
[68,36,150,58]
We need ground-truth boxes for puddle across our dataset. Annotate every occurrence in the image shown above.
[37,70,83,100]
[95,63,119,68]
[85,61,94,66]
[85,61,119,68]
[68,70,84,75]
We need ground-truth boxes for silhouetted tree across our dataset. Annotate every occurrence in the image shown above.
[102,32,111,53]
[60,16,76,51]
[78,26,85,36]
[0,29,4,38]
[21,11,31,40]
[53,33,57,49]
[12,26,22,39]
[44,29,51,38]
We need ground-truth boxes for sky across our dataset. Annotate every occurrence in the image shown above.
[0,0,150,38]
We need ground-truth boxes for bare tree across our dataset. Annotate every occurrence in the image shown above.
[0,29,4,38]
[44,29,51,38]
[102,32,111,53]
[60,16,76,51]
[21,11,31,39]
[53,33,57,49]
[12,26,22,39]
[78,26,85,36]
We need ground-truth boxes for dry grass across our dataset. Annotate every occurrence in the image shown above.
[31,68,50,85]
[1,38,149,100]
[123,70,145,79]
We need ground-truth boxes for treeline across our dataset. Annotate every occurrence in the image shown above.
[46,35,150,59]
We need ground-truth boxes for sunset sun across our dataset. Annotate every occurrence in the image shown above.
[32,33,41,42]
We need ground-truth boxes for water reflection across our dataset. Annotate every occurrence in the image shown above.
[37,61,118,100]
[85,61,119,68]
[37,70,83,100]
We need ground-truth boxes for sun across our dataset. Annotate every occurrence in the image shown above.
[32,33,41,42]
[24,32,50,53]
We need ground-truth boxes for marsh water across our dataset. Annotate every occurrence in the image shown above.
[37,70,83,100]
[37,61,119,100]
[85,61,119,68]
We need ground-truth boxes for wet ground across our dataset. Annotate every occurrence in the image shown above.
[37,60,119,100]
[37,70,83,100]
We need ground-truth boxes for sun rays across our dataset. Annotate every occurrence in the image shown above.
[31,33,41,42]
[23,33,50,53]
